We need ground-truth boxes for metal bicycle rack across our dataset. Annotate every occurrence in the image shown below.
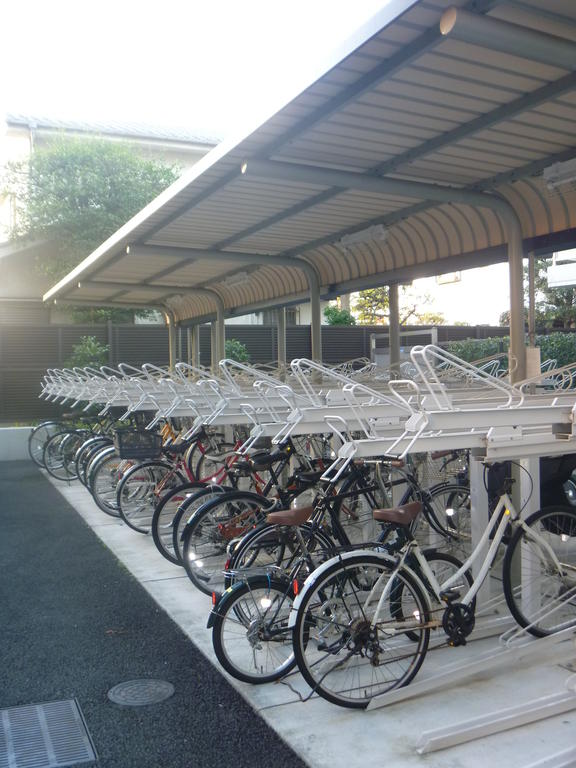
[39,345,576,753]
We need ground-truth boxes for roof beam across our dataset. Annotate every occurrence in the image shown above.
[374,71,576,176]
[440,7,576,71]
[240,158,513,212]
[241,157,526,380]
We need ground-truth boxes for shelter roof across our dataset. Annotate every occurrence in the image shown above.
[44,0,576,324]
[5,113,221,147]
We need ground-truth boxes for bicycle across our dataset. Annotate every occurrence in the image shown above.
[289,468,576,708]
[208,499,470,686]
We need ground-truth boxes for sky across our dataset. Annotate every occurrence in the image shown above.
[2,0,386,137]
[2,0,512,325]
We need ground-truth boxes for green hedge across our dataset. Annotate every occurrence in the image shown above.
[445,333,576,368]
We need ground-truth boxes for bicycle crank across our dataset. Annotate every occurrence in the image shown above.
[442,603,475,647]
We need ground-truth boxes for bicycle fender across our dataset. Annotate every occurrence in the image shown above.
[207,585,236,628]
[287,548,398,629]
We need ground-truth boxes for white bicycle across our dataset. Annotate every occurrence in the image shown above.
[289,471,576,708]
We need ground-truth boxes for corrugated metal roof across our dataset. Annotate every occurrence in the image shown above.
[44,0,576,325]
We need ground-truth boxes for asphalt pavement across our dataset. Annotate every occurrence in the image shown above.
[0,461,308,768]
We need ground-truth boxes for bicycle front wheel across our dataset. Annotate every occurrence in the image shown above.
[292,553,430,709]
[182,491,271,595]
[211,576,296,684]
[503,506,576,637]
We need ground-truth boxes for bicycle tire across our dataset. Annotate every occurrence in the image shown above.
[333,466,390,545]
[211,575,297,684]
[181,491,273,595]
[75,436,112,487]
[28,420,66,467]
[171,485,232,564]
[43,430,87,481]
[417,484,471,557]
[116,460,185,533]
[292,552,430,709]
[150,480,208,563]
[89,448,131,517]
[225,521,335,588]
[502,506,576,637]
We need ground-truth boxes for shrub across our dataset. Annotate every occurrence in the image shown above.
[65,336,109,368]
[225,338,251,363]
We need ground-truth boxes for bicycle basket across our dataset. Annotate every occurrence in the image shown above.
[113,428,163,459]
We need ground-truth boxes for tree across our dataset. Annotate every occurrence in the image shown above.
[531,257,576,329]
[323,304,356,325]
[2,136,180,321]
[65,336,109,368]
[352,286,445,325]
[500,258,576,330]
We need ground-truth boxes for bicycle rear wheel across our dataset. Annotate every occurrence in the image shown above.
[503,506,576,637]
[116,460,185,533]
[28,420,66,467]
[211,576,296,684]
[292,552,430,709]
[151,481,208,563]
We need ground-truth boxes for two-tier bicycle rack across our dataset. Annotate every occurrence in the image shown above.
[39,347,576,758]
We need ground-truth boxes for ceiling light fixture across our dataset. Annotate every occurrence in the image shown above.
[337,224,388,251]
[223,270,251,287]
[543,158,576,189]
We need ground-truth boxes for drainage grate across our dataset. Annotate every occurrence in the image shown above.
[0,699,96,768]
[107,679,174,707]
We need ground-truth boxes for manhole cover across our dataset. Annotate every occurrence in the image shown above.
[107,679,175,707]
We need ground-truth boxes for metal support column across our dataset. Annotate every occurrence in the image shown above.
[210,321,218,371]
[277,307,287,373]
[528,252,536,348]
[187,326,200,368]
[166,310,177,371]
[388,283,400,377]
[508,217,526,383]
[309,276,322,363]
[216,308,225,366]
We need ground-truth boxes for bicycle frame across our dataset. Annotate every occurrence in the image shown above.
[368,492,568,631]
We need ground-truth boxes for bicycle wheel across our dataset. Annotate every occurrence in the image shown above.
[333,465,390,545]
[28,420,66,467]
[181,491,272,595]
[89,448,131,517]
[292,552,430,709]
[503,506,576,637]
[150,481,208,564]
[171,485,232,563]
[116,461,185,533]
[225,521,336,586]
[75,436,112,487]
[211,576,297,684]
[417,484,471,558]
[43,430,87,481]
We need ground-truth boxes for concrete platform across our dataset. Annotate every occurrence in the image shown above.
[49,473,576,768]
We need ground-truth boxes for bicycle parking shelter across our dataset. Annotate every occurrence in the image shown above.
[39,0,576,761]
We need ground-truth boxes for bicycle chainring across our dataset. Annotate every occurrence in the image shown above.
[442,603,475,646]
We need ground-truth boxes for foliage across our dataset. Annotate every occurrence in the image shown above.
[499,258,576,329]
[532,257,576,329]
[65,306,158,324]
[352,286,445,325]
[225,338,251,363]
[323,305,356,326]
[65,336,109,368]
[2,136,179,322]
[352,287,389,324]
[445,332,576,368]
[445,337,509,363]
